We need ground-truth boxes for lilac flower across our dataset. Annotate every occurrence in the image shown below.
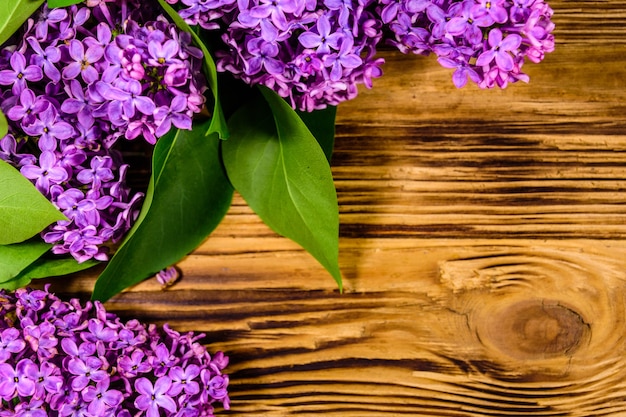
[34,6,69,41]
[0,286,230,415]
[0,52,43,95]
[0,0,209,265]
[380,0,555,89]
[245,38,285,76]
[0,328,26,362]
[134,376,178,417]
[445,1,484,45]
[298,15,344,53]
[118,350,152,378]
[23,321,59,359]
[25,362,64,398]
[147,39,181,66]
[27,36,62,83]
[476,29,522,72]
[62,40,105,84]
[472,0,508,25]
[21,105,74,151]
[168,365,201,396]
[82,379,124,415]
[155,266,180,288]
[6,88,49,125]
[97,80,157,123]
[154,95,193,137]
[198,0,385,110]
[0,359,37,399]
[20,151,69,196]
[324,39,363,81]
[67,356,109,391]
[76,155,115,190]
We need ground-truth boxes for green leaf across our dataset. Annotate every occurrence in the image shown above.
[17,256,98,280]
[47,0,82,7]
[1,254,98,290]
[297,106,337,163]
[0,110,7,139]
[156,0,229,139]
[0,239,50,284]
[0,0,45,46]
[222,87,342,290]
[92,121,234,301]
[0,159,67,245]
[0,274,31,291]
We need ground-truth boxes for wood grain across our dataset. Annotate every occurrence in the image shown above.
[46,1,626,416]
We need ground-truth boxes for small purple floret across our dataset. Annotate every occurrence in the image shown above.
[0,285,230,416]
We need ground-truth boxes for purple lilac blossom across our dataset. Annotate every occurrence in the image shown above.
[168,0,386,111]
[0,0,207,263]
[379,0,555,88]
[0,285,230,416]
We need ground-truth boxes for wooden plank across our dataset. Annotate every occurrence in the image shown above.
[57,238,626,416]
[42,0,626,415]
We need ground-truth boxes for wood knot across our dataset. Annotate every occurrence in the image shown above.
[483,300,588,360]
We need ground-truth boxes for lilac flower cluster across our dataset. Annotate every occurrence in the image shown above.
[168,0,385,111]
[379,0,555,88]
[0,285,230,416]
[0,0,206,263]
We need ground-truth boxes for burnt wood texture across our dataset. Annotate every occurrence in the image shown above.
[49,1,626,415]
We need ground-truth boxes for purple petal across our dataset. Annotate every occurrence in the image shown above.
[62,63,82,80]
[134,97,156,115]
[10,53,26,72]
[501,33,522,51]
[85,46,104,63]
[495,51,514,72]
[172,114,192,130]
[135,377,153,396]
[50,122,75,140]
[264,57,285,75]
[475,50,495,67]
[68,40,85,61]
[298,32,321,48]
[488,28,503,47]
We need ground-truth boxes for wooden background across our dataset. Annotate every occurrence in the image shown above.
[50,1,626,415]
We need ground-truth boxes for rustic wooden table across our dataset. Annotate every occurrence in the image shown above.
[50,1,626,415]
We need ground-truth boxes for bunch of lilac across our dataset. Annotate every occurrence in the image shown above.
[0,0,207,263]
[379,0,555,88]
[0,285,230,416]
[167,0,386,111]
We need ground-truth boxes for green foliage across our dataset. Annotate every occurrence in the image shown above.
[0,0,45,46]
[222,87,342,290]
[92,120,234,301]
[47,0,82,7]
[0,160,67,245]
[156,0,229,139]
[0,0,342,296]
[0,239,50,284]
[297,106,337,163]
[1,256,98,290]
[0,110,7,139]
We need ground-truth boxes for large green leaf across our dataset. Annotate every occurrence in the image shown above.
[92,121,234,301]
[0,110,7,138]
[0,111,9,139]
[0,255,98,290]
[222,87,342,290]
[156,0,229,139]
[0,159,67,245]
[16,255,98,280]
[47,0,82,7]
[0,239,50,284]
[297,106,337,163]
[0,0,44,46]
